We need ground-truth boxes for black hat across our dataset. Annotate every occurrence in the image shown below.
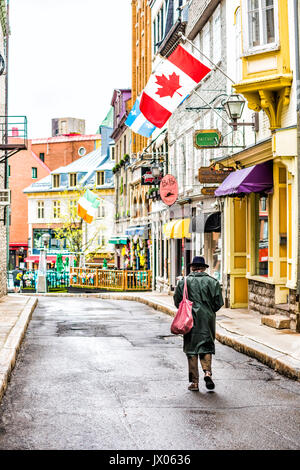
[188,256,209,268]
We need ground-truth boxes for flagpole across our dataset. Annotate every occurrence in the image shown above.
[178,32,236,85]
[191,89,232,128]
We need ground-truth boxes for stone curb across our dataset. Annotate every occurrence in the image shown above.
[19,293,300,381]
[0,297,38,402]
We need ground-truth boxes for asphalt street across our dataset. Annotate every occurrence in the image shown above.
[0,297,299,450]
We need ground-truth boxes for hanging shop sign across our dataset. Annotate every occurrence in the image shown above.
[160,174,178,206]
[198,163,234,184]
[194,129,222,149]
[141,167,163,185]
[201,186,219,196]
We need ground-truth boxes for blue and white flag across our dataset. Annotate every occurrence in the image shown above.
[125,97,156,138]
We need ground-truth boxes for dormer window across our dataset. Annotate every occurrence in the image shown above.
[97,171,105,186]
[53,174,60,188]
[69,173,77,187]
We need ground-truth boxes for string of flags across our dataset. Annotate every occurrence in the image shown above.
[125,42,211,136]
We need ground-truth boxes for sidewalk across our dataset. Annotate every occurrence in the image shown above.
[0,295,37,401]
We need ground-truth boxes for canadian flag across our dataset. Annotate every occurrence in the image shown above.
[140,44,211,128]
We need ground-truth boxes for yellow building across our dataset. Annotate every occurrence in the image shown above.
[217,0,299,331]
[130,0,153,215]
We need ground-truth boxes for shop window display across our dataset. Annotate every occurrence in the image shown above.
[256,195,269,277]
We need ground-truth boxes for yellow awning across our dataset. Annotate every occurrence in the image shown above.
[163,219,191,239]
[173,218,191,239]
[163,220,177,239]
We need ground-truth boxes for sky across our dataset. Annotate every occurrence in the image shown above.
[8,0,132,139]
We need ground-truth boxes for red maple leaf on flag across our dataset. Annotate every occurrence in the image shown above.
[155,72,182,98]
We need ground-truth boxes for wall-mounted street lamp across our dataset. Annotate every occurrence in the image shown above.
[151,161,162,178]
[223,94,255,131]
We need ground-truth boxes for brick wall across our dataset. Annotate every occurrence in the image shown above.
[186,0,221,39]
[31,139,97,172]
[8,141,51,246]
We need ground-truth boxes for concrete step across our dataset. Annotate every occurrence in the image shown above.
[261,314,291,330]
[275,303,290,313]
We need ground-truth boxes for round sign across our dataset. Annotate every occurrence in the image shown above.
[159,174,178,206]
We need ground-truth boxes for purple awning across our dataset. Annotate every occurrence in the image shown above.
[215,161,273,197]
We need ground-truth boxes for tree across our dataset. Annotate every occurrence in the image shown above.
[50,185,110,263]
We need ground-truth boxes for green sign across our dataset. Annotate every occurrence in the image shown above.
[194,129,221,148]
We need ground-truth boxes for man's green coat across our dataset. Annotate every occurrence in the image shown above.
[173,272,224,355]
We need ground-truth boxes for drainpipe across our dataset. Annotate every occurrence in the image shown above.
[294,0,300,331]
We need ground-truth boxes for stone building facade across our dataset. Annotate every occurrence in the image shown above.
[152,0,236,291]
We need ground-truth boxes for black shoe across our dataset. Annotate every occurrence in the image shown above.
[188,382,199,391]
[204,375,215,390]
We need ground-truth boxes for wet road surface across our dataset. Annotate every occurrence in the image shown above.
[0,297,299,450]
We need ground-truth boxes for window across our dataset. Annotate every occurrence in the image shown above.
[37,201,44,219]
[78,147,86,157]
[202,23,211,69]
[245,0,277,51]
[203,113,211,166]
[97,203,105,218]
[8,165,10,176]
[153,19,157,54]
[32,167,37,179]
[53,201,61,219]
[69,200,77,218]
[186,132,194,188]
[39,153,45,162]
[98,234,106,246]
[235,7,243,81]
[53,174,60,188]
[111,146,115,160]
[97,171,105,186]
[124,135,127,154]
[256,195,269,276]
[213,6,222,64]
[60,120,67,134]
[69,173,77,187]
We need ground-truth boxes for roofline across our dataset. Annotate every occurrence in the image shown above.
[31,134,101,145]
[31,151,51,173]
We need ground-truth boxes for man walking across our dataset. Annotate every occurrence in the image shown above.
[174,256,224,391]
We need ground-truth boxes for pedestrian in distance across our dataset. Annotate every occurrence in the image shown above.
[12,267,23,293]
[174,256,224,392]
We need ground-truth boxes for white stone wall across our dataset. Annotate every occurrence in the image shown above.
[168,0,229,198]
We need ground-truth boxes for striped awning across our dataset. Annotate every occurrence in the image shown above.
[108,236,128,245]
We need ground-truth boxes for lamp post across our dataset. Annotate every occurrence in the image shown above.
[36,232,51,293]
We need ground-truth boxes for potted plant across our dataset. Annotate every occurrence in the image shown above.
[124,154,130,163]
